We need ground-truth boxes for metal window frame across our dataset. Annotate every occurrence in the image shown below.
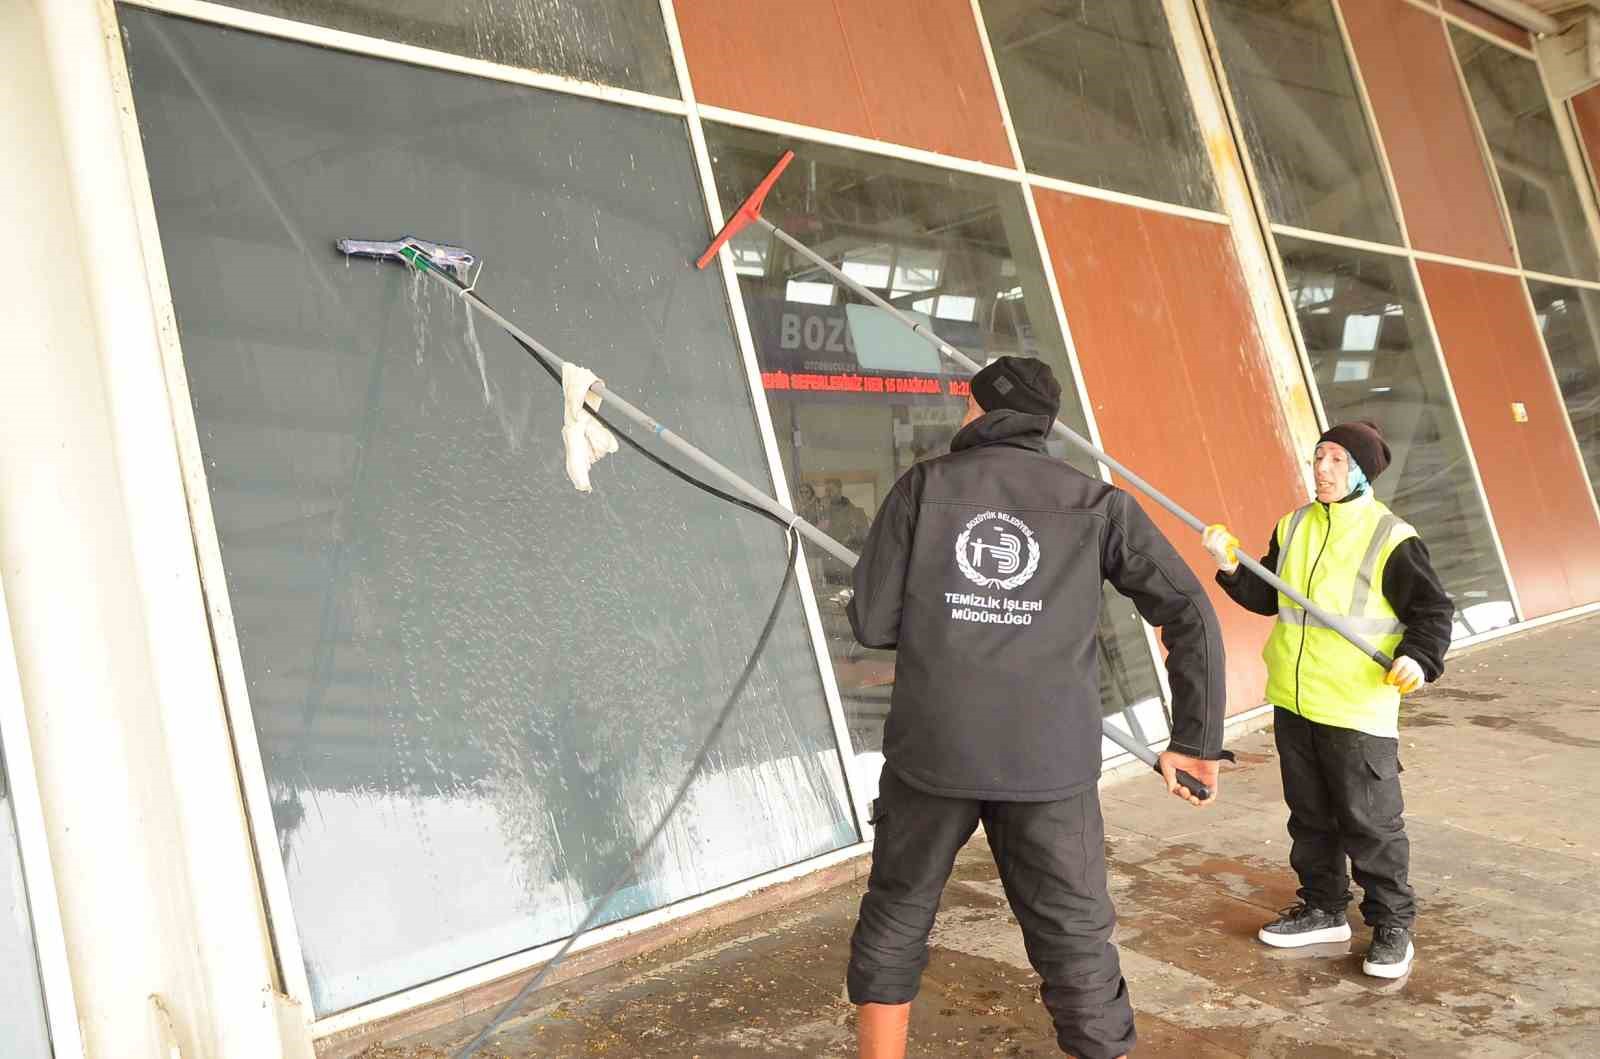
[105,0,884,1035]
[1439,6,1600,545]
[0,575,87,1059]
[1182,0,1339,443]
[969,0,1175,742]
[1330,0,1527,623]
[659,0,873,839]
[1193,0,1600,648]
[92,0,1600,1041]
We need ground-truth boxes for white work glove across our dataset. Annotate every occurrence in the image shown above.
[1202,524,1240,574]
[560,363,618,493]
[1384,654,1425,695]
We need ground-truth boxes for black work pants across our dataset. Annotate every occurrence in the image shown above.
[1274,707,1415,929]
[847,767,1135,1059]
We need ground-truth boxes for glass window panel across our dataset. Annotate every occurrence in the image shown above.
[1527,280,1600,492]
[980,0,1219,210]
[1,739,53,1059]
[1452,29,1600,281]
[704,125,1166,766]
[120,10,852,1015]
[211,0,678,97]
[1278,237,1515,636]
[1207,0,1402,243]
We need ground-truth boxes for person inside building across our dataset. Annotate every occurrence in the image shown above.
[845,355,1231,1059]
[821,477,871,551]
[794,480,823,527]
[1201,420,1453,981]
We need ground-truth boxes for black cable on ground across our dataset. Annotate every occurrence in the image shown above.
[446,281,806,1057]
[455,526,799,1058]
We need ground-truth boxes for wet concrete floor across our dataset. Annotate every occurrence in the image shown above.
[376,615,1600,1057]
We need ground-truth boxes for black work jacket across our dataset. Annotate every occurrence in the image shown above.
[847,410,1228,801]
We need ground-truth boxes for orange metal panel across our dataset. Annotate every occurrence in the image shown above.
[1034,190,1306,715]
[1441,0,1532,49]
[1417,262,1600,615]
[675,0,1012,166]
[1341,0,1515,266]
[1570,86,1600,188]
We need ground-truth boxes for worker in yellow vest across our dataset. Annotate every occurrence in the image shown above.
[1201,421,1453,980]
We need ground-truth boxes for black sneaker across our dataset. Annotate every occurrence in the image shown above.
[1257,903,1352,948]
[1362,925,1414,978]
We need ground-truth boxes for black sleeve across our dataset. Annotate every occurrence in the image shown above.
[1215,531,1281,617]
[1384,537,1453,681]
[846,475,916,649]
[1102,490,1229,760]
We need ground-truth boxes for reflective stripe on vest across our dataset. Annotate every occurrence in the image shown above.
[1262,494,1417,737]
[1275,606,1404,637]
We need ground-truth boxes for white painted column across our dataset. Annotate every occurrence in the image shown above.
[0,1,313,1055]
[1167,0,1326,476]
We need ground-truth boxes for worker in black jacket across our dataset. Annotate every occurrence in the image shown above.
[1202,420,1453,980]
[845,356,1230,1059]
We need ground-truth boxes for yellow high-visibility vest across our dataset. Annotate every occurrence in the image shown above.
[1262,492,1417,737]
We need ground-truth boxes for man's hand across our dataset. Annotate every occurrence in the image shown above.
[1201,524,1240,574]
[1158,751,1221,807]
[1384,654,1424,695]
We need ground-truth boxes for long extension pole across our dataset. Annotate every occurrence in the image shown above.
[700,152,1395,672]
[340,239,1207,795]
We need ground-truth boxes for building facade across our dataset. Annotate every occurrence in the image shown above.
[3,0,1599,1055]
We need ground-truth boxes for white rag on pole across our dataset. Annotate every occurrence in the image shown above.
[561,362,618,493]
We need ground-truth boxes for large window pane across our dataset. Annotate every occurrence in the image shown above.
[704,126,1166,766]
[1278,237,1515,636]
[1207,0,1402,244]
[1452,29,1600,281]
[1528,280,1600,492]
[981,0,1219,210]
[212,0,678,96]
[121,10,852,1015]
[1,740,52,1058]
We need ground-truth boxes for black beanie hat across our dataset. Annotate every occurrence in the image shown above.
[970,356,1062,419]
[1318,420,1391,479]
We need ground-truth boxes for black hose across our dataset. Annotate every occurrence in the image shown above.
[444,275,806,1057]
[455,525,800,1058]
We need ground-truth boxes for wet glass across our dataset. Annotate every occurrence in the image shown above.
[120,10,853,1015]
[1278,237,1516,636]
[212,0,678,97]
[1,740,53,1058]
[979,0,1219,210]
[1527,280,1600,493]
[703,124,1167,772]
[1452,29,1600,281]
[1207,0,1402,244]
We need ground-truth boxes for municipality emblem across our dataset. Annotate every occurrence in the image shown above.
[955,510,1040,591]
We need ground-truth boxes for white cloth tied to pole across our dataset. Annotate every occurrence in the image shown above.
[561,363,618,493]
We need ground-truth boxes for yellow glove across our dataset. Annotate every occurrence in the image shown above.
[1202,524,1240,573]
[1384,655,1424,695]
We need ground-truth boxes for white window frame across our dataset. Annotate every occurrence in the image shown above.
[108,0,887,1036]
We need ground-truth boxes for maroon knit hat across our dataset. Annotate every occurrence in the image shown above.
[1318,420,1391,479]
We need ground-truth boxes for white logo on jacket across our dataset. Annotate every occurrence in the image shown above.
[955,511,1040,591]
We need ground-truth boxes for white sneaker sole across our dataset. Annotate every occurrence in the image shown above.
[1257,922,1352,948]
[1363,940,1414,978]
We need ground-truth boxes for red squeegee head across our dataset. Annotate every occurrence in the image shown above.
[695,150,795,270]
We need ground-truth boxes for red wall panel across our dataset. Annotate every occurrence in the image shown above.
[1034,191,1307,714]
[675,0,1012,166]
[1417,262,1600,616]
[1570,87,1600,189]
[1341,0,1515,266]
[1441,1,1532,49]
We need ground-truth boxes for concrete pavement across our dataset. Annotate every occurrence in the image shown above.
[370,614,1600,1058]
